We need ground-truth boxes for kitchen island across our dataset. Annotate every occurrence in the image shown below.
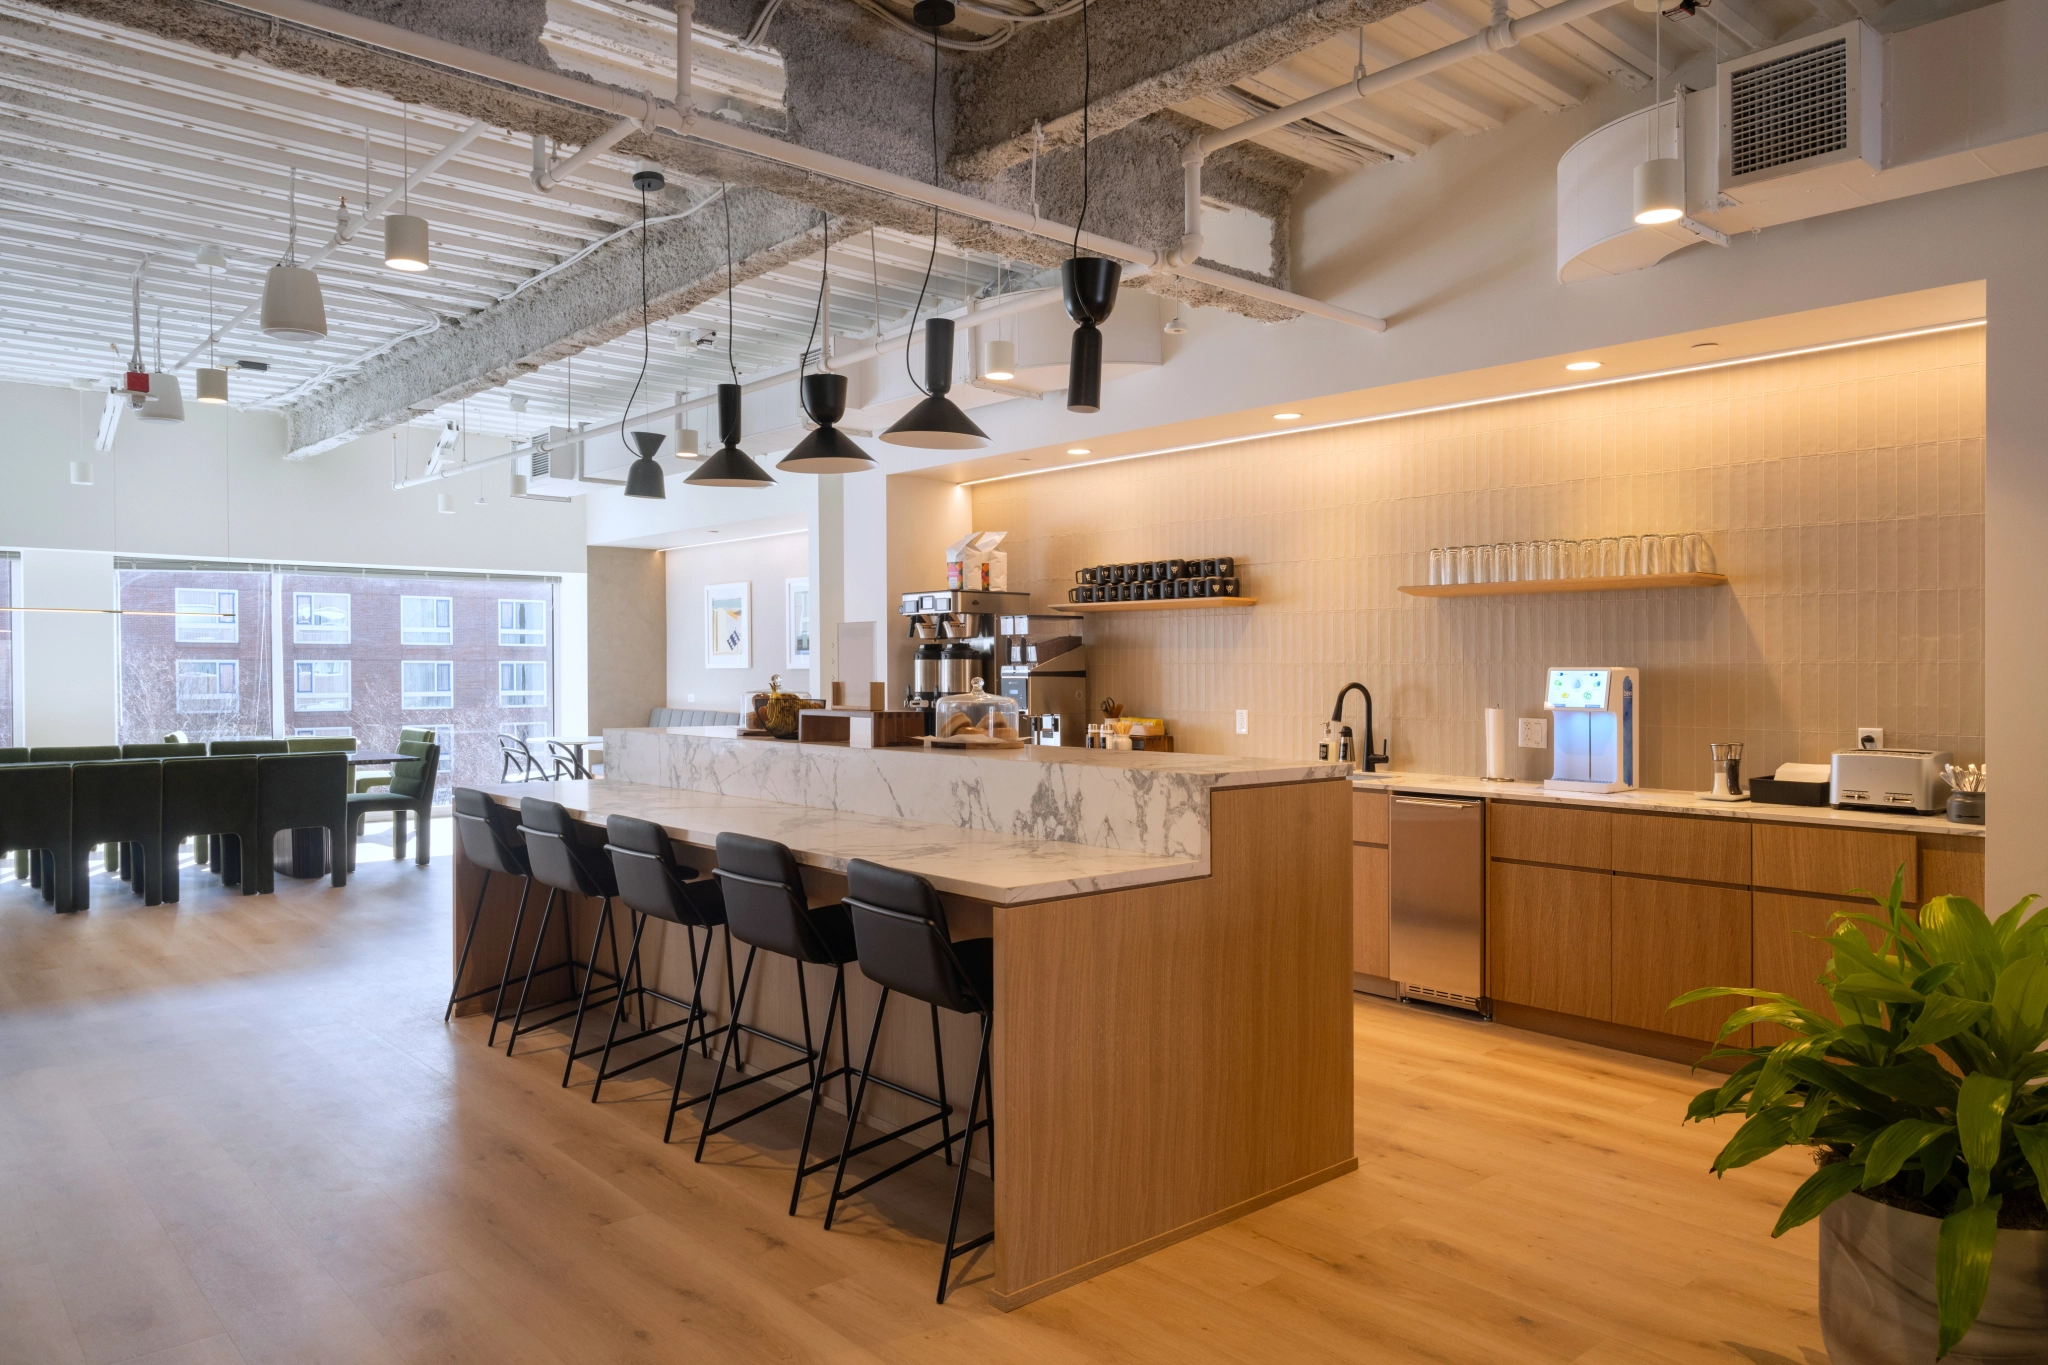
[452,731,1355,1308]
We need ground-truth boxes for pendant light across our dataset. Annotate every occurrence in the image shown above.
[879,6,992,451]
[1632,11,1683,225]
[983,338,1016,382]
[1061,0,1119,413]
[618,161,668,499]
[687,186,774,488]
[138,305,186,423]
[782,214,876,474]
[262,166,329,339]
[384,105,431,272]
[195,245,228,403]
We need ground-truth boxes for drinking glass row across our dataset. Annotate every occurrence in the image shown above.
[1426,534,1716,586]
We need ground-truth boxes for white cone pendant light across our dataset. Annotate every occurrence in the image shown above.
[262,166,328,339]
[687,384,775,487]
[383,105,431,271]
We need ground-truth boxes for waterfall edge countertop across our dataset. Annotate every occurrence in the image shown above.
[1352,771,1984,837]
[476,778,1209,903]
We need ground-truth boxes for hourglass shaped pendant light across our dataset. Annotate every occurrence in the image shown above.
[1061,0,1119,413]
[384,104,431,271]
[688,187,774,487]
[781,216,875,473]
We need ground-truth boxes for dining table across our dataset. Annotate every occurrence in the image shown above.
[532,735,603,780]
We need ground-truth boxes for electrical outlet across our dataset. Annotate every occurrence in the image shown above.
[1857,727,1884,750]
[1235,709,1249,735]
[1518,717,1547,749]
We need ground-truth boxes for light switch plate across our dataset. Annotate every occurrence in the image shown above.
[1235,709,1249,735]
[1518,717,1547,749]
[1857,727,1884,749]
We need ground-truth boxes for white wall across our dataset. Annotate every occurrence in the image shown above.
[17,549,118,747]
[663,531,811,713]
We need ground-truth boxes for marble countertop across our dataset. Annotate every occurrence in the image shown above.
[480,778,1202,904]
[1350,771,1983,837]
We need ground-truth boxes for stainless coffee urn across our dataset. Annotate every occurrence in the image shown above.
[997,613,1088,745]
[900,590,1031,732]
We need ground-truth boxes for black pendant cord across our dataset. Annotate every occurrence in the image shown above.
[905,19,941,398]
[724,184,740,386]
[799,212,828,422]
[619,184,652,461]
[1072,0,1089,258]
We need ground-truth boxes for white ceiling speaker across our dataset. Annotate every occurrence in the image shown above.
[196,367,230,404]
[1632,157,1685,225]
[384,213,430,271]
[138,371,185,422]
[1163,313,1188,335]
[262,166,328,339]
[194,244,228,270]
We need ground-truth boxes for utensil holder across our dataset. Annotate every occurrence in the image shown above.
[1947,791,1985,824]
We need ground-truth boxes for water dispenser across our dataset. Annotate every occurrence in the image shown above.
[1542,667,1640,794]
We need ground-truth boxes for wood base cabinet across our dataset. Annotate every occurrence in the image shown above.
[1610,876,1750,1044]
[1352,790,1390,980]
[1486,861,1612,1020]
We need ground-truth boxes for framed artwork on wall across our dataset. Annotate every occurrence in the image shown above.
[706,582,750,669]
[786,577,811,669]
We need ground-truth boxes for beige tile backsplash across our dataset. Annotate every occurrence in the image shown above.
[973,330,1985,791]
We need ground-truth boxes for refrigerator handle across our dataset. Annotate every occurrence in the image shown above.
[1393,796,1476,808]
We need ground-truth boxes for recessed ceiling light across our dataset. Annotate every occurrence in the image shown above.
[1067,447,1091,455]
[1565,360,1601,371]
[1273,412,1302,421]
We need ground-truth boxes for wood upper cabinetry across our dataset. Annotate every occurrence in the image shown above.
[1752,822,1916,902]
[1352,791,1390,979]
[1490,802,1611,869]
[1487,861,1612,1020]
[1610,814,1749,886]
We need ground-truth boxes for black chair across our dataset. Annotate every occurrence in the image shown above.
[346,740,440,870]
[699,833,949,1218]
[254,752,348,892]
[451,788,532,1032]
[70,760,164,908]
[123,743,206,759]
[210,739,289,756]
[828,859,994,1304]
[0,764,74,910]
[497,733,545,782]
[544,740,589,780]
[159,757,260,902]
[0,750,28,882]
[597,815,729,1113]
[29,746,120,763]
[505,798,625,1084]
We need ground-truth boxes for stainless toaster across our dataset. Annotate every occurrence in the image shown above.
[1830,748,1952,815]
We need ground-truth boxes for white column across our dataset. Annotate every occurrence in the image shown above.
[19,549,118,746]
[807,474,845,698]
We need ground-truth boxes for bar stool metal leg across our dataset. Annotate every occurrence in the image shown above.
[485,879,535,1047]
[938,1013,995,1302]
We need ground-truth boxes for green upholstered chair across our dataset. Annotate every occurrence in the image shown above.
[0,750,24,881]
[285,735,357,753]
[210,739,289,756]
[160,757,260,901]
[70,760,164,908]
[254,752,348,893]
[346,740,439,870]
[0,748,28,765]
[29,746,121,763]
[123,743,207,759]
[0,764,74,910]
[355,727,433,794]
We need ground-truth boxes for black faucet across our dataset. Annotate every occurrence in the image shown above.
[1332,682,1389,771]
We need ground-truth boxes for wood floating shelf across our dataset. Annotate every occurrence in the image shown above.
[1066,596,1258,613]
[1399,573,1727,598]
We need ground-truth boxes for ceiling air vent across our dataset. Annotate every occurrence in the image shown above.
[1717,20,1882,191]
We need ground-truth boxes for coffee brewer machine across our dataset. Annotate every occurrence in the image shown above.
[997,612,1088,745]
[1542,666,1640,794]
[901,590,1031,732]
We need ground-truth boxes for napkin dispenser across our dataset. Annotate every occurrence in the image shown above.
[1830,748,1951,815]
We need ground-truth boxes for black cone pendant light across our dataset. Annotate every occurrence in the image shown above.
[1062,0,1117,414]
[781,373,875,473]
[881,318,988,449]
[687,383,774,487]
[624,430,667,498]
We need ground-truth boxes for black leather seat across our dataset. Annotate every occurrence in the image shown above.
[505,798,625,1084]
[595,815,729,1114]
[1,764,74,910]
[160,756,260,901]
[70,760,165,908]
[828,858,995,1303]
[451,788,535,1034]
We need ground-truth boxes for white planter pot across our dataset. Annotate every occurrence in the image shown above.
[1819,1193,2048,1364]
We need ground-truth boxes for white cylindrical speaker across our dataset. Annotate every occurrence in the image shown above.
[384,213,430,272]
[1632,157,1684,225]
[260,263,328,339]
[196,367,229,404]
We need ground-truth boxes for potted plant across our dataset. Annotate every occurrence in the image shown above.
[1675,871,2048,1362]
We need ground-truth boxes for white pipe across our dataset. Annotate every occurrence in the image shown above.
[675,0,694,111]
[173,117,490,369]
[532,96,653,192]
[212,0,1386,331]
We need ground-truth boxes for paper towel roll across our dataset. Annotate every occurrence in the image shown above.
[1485,707,1510,780]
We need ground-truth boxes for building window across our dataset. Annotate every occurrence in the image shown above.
[500,720,550,742]
[174,589,238,643]
[293,592,351,644]
[402,660,454,709]
[498,598,546,646]
[294,659,351,710]
[400,595,453,646]
[293,727,354,738]
[175,660,239,713]
[499,661,547,707]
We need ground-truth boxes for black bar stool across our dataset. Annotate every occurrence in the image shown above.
[505,797,625,1085]
[698,832,949,1217]
[828,858,994,1304]
[450,788,533,1029]
[594,814,729,1110]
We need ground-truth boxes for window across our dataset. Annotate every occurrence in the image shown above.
[402,660,454,709]
[499,661,547,707]
[499,598,547,646]
[400,595,453,645]
[174,589,238,643]
[293,592,351,644]
[294,660,351,710]
[293,727,353,738]
[175,660,239,713]
[500,720,549,742]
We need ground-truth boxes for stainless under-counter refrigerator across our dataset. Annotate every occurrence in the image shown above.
[1389,793,1487,1014]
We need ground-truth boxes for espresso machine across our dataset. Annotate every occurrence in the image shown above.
[997,612,1088,745]
[1542,666,1641,794]
[901,589,1031,732]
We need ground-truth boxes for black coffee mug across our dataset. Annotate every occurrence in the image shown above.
[1144,582,1161,600]
[1215,556,1236,578]
[1198,558,1216,577]
[1139,562,1155,582]
[1122,583,1137,601]
[1152,560,1168,581]
[1221,577,1240,598]
[1167,558,1185,579]
[1075,567,1095,584]
[1068,587,1083,602]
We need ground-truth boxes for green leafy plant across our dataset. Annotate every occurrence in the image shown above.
[1674,869,2048,1358]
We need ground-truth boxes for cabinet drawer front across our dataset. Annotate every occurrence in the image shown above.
[1610,875,1750,1043]
[1352,843,1390,977]
[1611,813,1751,885]
[1352,789,1390,846]
[1486,861,1612,1019]
[1752,823,1917,902]
[1489,801,1612,870]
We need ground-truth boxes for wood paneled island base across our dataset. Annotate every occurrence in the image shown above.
[456,749,1354,1309]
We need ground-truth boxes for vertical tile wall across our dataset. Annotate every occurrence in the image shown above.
[973,330,1984,791]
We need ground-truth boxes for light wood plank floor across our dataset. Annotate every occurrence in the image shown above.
[0,838,1830,1365]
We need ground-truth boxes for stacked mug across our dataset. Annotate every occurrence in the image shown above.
[1070,557,1240,603]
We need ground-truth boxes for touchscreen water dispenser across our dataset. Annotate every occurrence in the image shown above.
[1542,667,1640,794]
